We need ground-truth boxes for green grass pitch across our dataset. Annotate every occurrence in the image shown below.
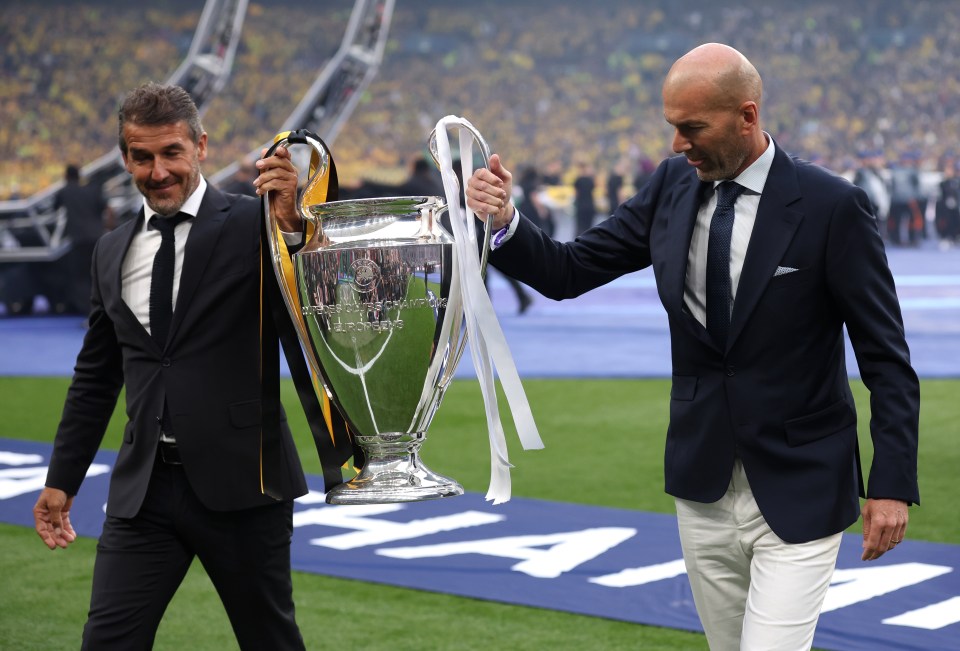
[1,377,956,650]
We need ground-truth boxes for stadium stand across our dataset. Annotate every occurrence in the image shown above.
[2,0,959,201]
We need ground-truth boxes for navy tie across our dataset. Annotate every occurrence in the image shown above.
[706,182,745,349]
[148,212,191,347]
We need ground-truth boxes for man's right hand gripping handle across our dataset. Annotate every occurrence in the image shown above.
[466,154,516,230]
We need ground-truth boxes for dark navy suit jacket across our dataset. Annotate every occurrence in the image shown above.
[492,145,920,543]
[47,186,307,517]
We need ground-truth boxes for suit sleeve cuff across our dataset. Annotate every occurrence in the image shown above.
[490,207,520,250]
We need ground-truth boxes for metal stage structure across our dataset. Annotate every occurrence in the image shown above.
[210,0,394,187]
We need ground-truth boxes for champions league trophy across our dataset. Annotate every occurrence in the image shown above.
[263,118,542,505]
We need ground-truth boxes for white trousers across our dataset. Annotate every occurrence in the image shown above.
[675,460,842,651]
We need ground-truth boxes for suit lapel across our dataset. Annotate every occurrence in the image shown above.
[662,173,704,308]
[727,148,804,350]
[663,173,716,349]
[168,187,230,344]
[102,210,156,348]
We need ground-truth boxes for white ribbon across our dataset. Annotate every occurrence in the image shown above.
[432,115,544,504]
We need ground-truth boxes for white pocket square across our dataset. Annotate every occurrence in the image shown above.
[774,266,799,277]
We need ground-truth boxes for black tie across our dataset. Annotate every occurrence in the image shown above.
[706,182,745,349]
[149,212,191,347]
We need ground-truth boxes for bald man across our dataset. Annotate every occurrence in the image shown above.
[467,43,919,650]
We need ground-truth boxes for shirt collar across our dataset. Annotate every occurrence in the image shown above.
[143,176,207,225]
[714,133,775,195]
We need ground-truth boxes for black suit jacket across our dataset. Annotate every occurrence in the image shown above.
[47,185,307,517]
[493,145,920,543]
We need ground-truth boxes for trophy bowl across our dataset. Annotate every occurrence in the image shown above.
[294,194,468,504]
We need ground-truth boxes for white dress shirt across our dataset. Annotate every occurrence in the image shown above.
[120,177,302,334]
[121,178,207,334]
[683,135,775,327]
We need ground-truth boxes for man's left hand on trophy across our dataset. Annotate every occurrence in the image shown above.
[255,144,301,232]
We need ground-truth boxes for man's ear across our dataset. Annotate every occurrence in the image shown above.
[197,132,208,162]
[740,101,760,131]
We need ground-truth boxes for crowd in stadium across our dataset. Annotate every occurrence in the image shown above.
[2,0,959,233]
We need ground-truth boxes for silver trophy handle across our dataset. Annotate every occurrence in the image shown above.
[424,117,545,504]
[262,129,334,387]
[427,122,495,275]
[263,129,331,230]
[427,120,496,386]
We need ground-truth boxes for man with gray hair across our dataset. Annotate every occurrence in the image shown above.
[33,82,315,650]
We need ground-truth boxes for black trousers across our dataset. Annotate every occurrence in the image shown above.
[82,458,305,650]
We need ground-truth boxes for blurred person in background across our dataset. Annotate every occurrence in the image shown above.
[633,156,656,193]
[852,149,891,231]
[887,152,926,246]
[517,165,554,237]
[572,159,597,234]
[52,163,113,314]
[605,159,626,216]
[935,155,960,248]
[540,160,564,186]
[398,155,445,197]
[467,43,919,651]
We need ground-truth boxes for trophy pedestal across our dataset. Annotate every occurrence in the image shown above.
[325,432,464,504]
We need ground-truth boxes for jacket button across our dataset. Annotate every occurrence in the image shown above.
[726,366,736,377]
[161,358,172,367]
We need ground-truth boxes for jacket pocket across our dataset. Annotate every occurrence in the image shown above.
[767,267,811,290]
[671,375,698,401]
[229,399,262,429]
[784,399,856,446]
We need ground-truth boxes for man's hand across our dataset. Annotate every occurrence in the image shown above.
[861,498,909,561]
[466,154,515,230]
[33,487,77,550]
[254,144,301,232]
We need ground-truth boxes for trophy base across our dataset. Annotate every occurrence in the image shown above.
[325,434,464,505]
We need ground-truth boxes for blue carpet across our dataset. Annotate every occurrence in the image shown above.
[2,439,958,651]
[1,244,958,379]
